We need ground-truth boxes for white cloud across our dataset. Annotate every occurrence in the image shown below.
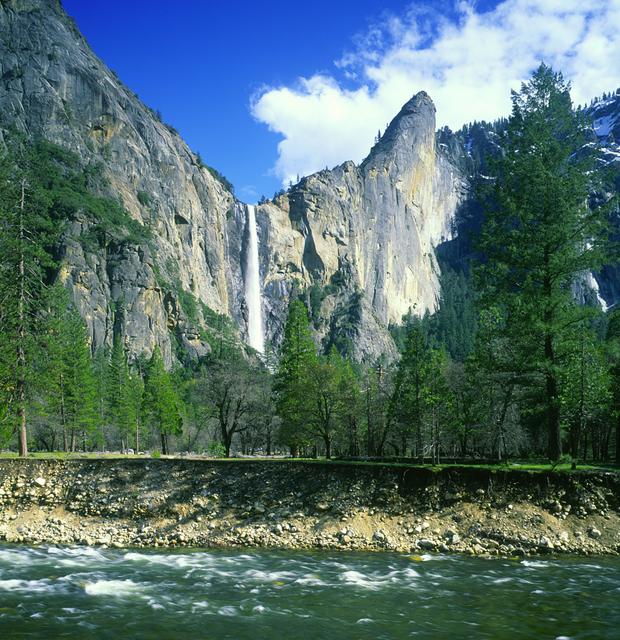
[251,0,620,186]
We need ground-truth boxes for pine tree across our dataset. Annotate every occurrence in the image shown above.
[92,348,110,449]
[0,147,58,456]
[127,371,144,453]
[391,322,431,458]
[561,324,611,461]
[273,300,317,456]
[44,289,98,452]
[142,347,181,455]
[337,358,362,457]
[107,337,134,452]
[476,64,610,460]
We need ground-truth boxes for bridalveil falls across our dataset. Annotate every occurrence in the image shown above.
[244,204,265,353]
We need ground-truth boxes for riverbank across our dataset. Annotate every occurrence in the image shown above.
[0,459,618,557]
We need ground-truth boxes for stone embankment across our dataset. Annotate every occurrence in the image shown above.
[0,460,618,557]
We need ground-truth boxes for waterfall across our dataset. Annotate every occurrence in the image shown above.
[244,204,265,353]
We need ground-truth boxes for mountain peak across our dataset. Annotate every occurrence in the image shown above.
[362,91,437,169]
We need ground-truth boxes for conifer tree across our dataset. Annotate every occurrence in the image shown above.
[142,347,181,455]
[391,322,431,458]
[107,336,134,452]
[92,348,111,449]
[0,147,58,456]
[476,64,610,460]
[44,288,97,452]
[127,371,145,453]
[273,300,317,456]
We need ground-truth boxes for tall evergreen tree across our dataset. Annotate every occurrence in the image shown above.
[391,322,431,458]
[142,347,181,455]
[127,370,145,453]
[273,300,317,455]
[44,288,98,452]
[92,347,111,449]
[476,64,610,460]
[0,147,58,456]
[107,337,134,452]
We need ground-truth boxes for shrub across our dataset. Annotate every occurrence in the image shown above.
[207,442,226,458]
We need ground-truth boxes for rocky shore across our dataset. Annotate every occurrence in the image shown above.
[0,459,618,557]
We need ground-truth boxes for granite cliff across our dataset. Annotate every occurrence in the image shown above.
[0,0,468,363]
[3,0,614,366]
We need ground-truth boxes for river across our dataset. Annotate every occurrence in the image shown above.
[0,544,618,639]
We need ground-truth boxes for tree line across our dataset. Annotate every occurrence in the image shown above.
[1,65,619,462]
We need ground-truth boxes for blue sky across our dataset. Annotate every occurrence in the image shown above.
[63,0,620,202]
[62,0,436,200]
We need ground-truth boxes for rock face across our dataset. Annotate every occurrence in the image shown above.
[1,1,618,363]
[256,93,466,357]
[0,0,471,363]
[0,0,246,365]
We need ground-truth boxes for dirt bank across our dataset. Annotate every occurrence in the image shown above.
[0,460,618,557]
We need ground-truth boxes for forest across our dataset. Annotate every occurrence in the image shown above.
[0,65,619,464]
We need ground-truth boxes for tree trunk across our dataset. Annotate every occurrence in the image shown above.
[160,432,168,456]
[545,333,562,460]
[324,435,331,460]
[616,414,620,464]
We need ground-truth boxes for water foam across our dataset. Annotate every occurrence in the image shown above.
[84,579,144,596]
[0,578,54,593]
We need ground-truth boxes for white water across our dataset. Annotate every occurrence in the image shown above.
[1,544,620,639]
[244,204,265,353]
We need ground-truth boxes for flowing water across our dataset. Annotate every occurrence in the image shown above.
[0,545,619,639]
[244,203,264,353]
